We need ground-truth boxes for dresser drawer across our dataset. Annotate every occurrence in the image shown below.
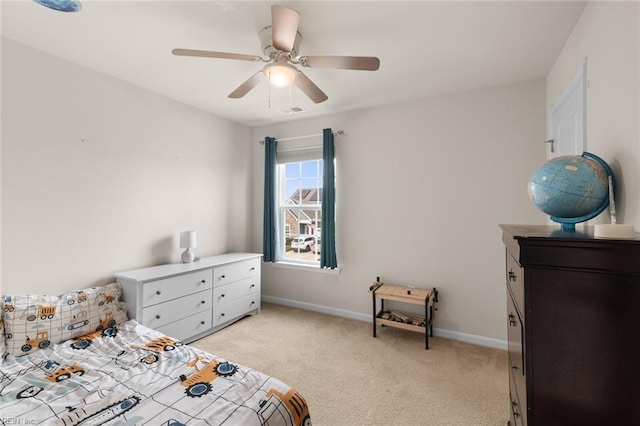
[507,292,525,375]
[142,270,212,308]
[509,367,526,426]
[141,289,212,328]
[213,294,259,327]
[156,310,212,342]
[507,290,526,423]
[213,276,259,306]
[214,258,260,286]
[506,253,524,317]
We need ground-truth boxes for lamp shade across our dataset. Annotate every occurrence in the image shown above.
[180,231,197,248]
[264,62,297,88]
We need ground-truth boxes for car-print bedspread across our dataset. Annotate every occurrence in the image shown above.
[0,320,311,426]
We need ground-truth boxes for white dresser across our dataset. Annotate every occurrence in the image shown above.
[115,253,262,343]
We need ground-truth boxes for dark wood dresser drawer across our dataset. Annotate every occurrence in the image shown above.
[506,253,524,317]
[509,368,526,426]
[507,290,526,421]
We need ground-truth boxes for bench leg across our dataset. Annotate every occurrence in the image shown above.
[372,291,377,338]
[425,295,429,350]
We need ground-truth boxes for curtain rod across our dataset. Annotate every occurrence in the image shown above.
[258,130,344,145]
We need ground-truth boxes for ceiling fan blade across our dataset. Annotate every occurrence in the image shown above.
[271,5,300,53]
[294,70,328,104]
[172,48,262,62]
[301,55,380,71]
[228,71,265,98]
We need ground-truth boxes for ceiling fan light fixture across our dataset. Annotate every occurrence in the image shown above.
[264,63,297,88]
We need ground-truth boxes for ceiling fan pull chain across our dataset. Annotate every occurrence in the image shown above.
[268,67,272,109]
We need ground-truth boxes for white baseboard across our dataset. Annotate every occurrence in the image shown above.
[261,295,508,351]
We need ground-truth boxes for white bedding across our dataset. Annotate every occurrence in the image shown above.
[0,320,311,425]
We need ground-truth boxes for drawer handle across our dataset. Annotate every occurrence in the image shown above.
[201,321,205,325]
[250,301,255,305]
[221,313,225,317]
[508,313,517,327]
[250,284,255,288]
[155,314,161,320]
[200,279,206,284]
[155,290,162,295]
[201,300,206,304]
[220,294,225,298]
[250,267,255,271]
[508,270,516,281]
[512,365,519,372]
[220,275,226,279]
[511,400,520,417]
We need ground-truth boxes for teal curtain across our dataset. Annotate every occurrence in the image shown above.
[263,137,277,262]
[321,128,337,269]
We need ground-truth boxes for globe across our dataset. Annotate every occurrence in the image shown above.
[33,0,82,13]
[528,152,615,231]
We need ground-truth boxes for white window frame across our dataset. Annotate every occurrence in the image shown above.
[276,160,323,266]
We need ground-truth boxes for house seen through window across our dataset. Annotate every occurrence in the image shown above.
[279,159,323,264]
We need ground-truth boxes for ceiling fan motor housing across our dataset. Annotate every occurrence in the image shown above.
[259,26,302,58]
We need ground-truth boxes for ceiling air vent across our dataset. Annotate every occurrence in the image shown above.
[279,106,305,115]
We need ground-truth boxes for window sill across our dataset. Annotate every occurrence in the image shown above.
[271,261,341,275]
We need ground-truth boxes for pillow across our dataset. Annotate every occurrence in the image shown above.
[1,283,128,358]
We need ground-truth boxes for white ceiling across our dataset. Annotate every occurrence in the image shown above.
[1,0,587,127]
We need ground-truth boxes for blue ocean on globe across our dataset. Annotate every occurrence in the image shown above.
[528,152,615,230]
[34,0,82,13]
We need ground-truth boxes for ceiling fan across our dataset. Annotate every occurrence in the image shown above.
[172,5,380,104]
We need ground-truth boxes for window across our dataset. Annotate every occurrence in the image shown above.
[278,159,323,264]
[263,129,336,269]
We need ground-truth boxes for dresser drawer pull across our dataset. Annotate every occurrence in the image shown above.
[155,314,161,320]
[511,400,520,417]
[220,275,226,279]
[220,313,225,317]
[250,284,255,288]
[201,300,206,304]
[250,301,255,305]
[508,270,517,281]
[512,364,519,372]
[156,290,162,295]
[508,313,517,326]
[220,294,225,298]
[200,279,206,284]
[250,267,255,271]
[200,321,205,325]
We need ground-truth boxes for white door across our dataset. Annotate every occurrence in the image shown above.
[548,63,586,158]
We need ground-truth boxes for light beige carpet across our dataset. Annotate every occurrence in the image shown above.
[190,302,509,426]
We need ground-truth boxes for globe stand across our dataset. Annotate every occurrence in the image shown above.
[551,217,582,232]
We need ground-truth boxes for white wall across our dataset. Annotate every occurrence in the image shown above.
[547,1,639,226]
[1,39,252,294]
[251,80,547,346]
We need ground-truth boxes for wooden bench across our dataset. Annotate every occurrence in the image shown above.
[369,278,438,350]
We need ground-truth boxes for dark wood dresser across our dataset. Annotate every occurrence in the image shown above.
[501,225,640,426]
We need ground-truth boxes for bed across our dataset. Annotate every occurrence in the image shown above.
[0,284,311,426]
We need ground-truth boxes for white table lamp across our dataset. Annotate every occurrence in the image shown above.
[180,231,197,263]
